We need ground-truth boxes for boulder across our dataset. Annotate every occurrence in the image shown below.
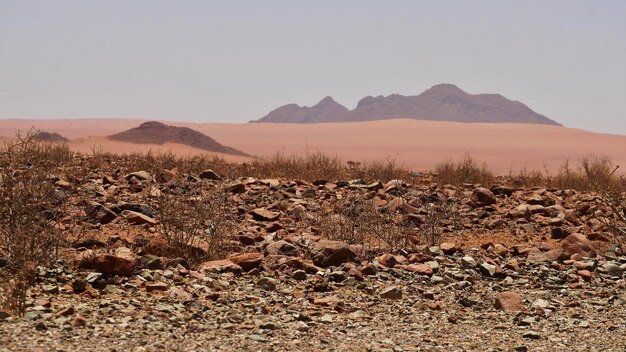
[199,169,221,180]
[562,233,597,258]
[229,252,263,271]
[311,240,357,268]
[471,187,497,207]
[93,254,135,276]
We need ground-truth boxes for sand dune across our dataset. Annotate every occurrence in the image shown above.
[1,118,625,173]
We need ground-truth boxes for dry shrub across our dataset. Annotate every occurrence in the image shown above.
[551,155,621,191]
[0,130,72,316]
[434,154,495,186]
[316,193,412,251]
[411,190,461,246]
[154,181,234,266]
[0,264,35,316]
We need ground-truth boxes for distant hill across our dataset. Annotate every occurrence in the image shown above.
[254,84,561,126]
[109,121,248,156]
[34,131,69,143]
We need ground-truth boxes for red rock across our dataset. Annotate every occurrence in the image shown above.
[495,291,525,312]
[122,210,157,225]
[471,187,497,207]
[145,282,169,292]
[313,296,342,306]
[377,253,406,268]
[440,242,457,255]
[562,233,597,258]
[405,263,433,276]
[251,208,280,221]
[93,254,135,276]
[229,252,263,271]
[578,270,594,282]
[311,240,357,268]
[198,259,242,274]
[144,236,169,256]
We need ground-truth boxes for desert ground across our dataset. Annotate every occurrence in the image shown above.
[1,119,626,351]
[1,118,625,173]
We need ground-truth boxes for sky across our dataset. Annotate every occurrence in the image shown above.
[1,0,625,134]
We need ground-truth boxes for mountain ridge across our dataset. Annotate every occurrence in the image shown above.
[254,84,561,126]
[109,121,248,156]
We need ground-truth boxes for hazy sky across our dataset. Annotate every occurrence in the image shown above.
[1,1,625,134]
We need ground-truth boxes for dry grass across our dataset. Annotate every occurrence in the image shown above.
[434,154,495,186]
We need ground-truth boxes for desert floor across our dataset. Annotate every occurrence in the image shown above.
[1,118,625,173]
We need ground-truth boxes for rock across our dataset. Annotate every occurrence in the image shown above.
[311,240,357,268]
[405,263,433,276]
[199,169,221,180]
[603,262,623,277]
[495,291,524,312]
[256,277,277,291]
[199,259,242,274]
[471,187,497,207]
[380,286,402,300]
[146,282,169,292]
[265,240,301,257]
[229,252,263,271]
[86,203,117,224]
[562,233,597,258]
[292,270,307,280]
[525,248,548,264]
[522,331,541,339]
[126,171,151,181]
[440,242,457,255]
[251,208,280,221]
[461,256,477,268]
[114,246,137,262]
[144,236,169,256]
[138,255,163,270]
[93,254,135,276]
[122,210,157,225]
[228,182,246,194]
[479,262,497,276]
[71,278,88,292]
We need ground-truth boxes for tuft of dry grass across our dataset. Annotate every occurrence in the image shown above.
[433,154,495,186]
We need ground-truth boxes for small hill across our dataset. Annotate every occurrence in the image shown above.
[254,84,561,126]
[34,131,69,143]
[109,121,248,156]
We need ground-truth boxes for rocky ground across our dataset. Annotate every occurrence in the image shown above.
[1,165,626,351]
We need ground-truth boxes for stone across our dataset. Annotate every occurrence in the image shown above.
[229,252,263,271]
[126,171,151,181]
[122,210,157,225]
[138,255,163,270]
[479,262,497,276]
[562,233,597,258]
[311,240,357,268]
[198,169,221,180]
[292,270,307,280]
[495,291,524,312]
[471,187,497,207]
[440,242,457,255]
[380,286,402,300]
[525,248,548,264]
[146,282,169,292]
[405,263,433,276]
[265,240,301,257]
[86,203,117,224]
[461,256,477,268]
[199,259,242,274]
[93,254,135,276]
[114,246,137,262]
[603,262,623,277]
[144,236,169,256]
[251,208,280,221]
[256,277,277,291]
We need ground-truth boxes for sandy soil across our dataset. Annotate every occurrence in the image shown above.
[1,118,625,173]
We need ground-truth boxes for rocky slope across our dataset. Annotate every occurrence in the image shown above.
[1,161,625,351]
[109,121,248,156]
[255,84,561,126]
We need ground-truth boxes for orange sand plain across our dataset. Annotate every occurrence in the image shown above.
[1,118,625,174]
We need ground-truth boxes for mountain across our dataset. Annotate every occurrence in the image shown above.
[109,121,248,156]
[254,84,561,126]
[34,131,69,143]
